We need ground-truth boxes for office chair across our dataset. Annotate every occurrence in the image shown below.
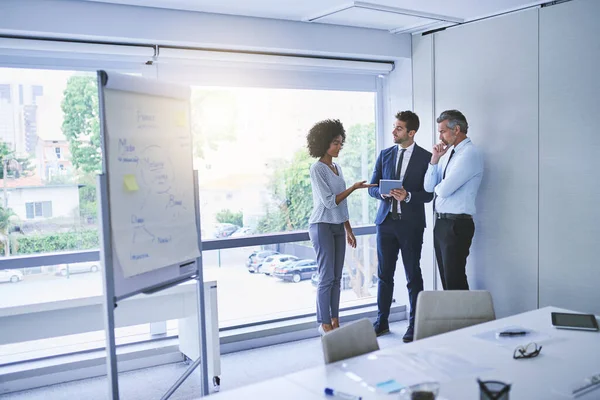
[321,318,380,364]
[414,290,496,341]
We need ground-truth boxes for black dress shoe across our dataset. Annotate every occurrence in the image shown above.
[373,321,390,337]
[402,325,414,343]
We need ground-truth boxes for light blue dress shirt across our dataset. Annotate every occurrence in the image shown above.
[423,138,483,215]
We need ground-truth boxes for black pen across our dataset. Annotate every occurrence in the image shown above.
[498,331,528,336]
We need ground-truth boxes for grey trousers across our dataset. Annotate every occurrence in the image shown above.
[309,222,346,325]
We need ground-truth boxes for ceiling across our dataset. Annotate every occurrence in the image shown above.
[79,0,548,34]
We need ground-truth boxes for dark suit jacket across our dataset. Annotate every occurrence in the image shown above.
[368,144,434,227]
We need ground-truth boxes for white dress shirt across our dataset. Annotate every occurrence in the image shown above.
[387,142,414,214]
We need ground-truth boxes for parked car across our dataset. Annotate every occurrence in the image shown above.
[230,227,254,237]
[56,262,100,276]
[213,223,240,238]
[311,269,377,290]
[0,269,23,283]
[246,250,279,273]
[261,254,299,275]
[273,259,318,283]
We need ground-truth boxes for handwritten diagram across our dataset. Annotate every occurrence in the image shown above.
[104,90,200,278]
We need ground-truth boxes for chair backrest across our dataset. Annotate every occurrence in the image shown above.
[321,318,380,364]
[414,290,496,341]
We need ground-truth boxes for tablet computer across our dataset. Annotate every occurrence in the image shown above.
[379,179,403,195]
[551,312,599,331]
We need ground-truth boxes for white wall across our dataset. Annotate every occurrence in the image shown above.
[413,0,600,317]
[538,0,600,315]
[7,185,79,221]
[411,34,437,292]
[435,9,540,318]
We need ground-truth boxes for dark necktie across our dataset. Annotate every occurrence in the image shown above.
[443,149,456,179]
[434,149,456,213]
[391,148,406,220]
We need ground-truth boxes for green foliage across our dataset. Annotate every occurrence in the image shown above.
[79,185,97,223]
[256,122,377,233]
[0,141,34,179]
[77,173,98,223]
[47,174,75,185]
[337,123,378,225]
[256,150,313,233]
[61,75,102,174]
[0,206,17,255]
[215,209,243,226]
[280,150,314,230]
[16,230,99,254]
[256,209,288,234]
[0,206,14,233]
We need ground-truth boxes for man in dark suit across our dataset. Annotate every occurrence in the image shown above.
[368,111,433,342]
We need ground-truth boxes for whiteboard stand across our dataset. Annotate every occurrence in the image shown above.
[98,171,209,399]
[97,70,210,399]
[160,170,210,400]
[98,172,119,400]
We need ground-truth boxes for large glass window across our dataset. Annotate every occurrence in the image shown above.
[192,87,377,236]
[192,86,378,324]
[206,234,378,328]
[0,67,111,368]
[0,68,100,258]
[0,68,382,368]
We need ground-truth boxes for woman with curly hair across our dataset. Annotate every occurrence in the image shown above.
[306,119,375,335]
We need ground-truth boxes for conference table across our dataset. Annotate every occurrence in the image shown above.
[208,307,600,399]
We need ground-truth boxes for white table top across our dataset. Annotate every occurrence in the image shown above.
[209,306,600,399]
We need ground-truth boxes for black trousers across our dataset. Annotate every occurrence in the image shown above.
[376,216,425,327]
[433,218,475,290]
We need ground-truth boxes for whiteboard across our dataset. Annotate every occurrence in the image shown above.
[98,71,201,300]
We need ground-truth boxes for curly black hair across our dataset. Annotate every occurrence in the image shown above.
[306,119,346,158]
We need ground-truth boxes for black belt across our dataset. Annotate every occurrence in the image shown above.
[387,212,402,220]
[436,213,472,220]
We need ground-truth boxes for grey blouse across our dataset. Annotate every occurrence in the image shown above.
[308,161,350,225]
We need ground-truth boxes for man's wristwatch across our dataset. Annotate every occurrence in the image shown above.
[404,192,411,203]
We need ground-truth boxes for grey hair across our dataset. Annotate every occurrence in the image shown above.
[436,110,468,134]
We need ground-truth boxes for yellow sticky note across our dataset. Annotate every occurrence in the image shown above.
[124,174,139,191]
[175,111,187,127]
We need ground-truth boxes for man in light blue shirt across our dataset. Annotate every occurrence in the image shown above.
[424,110,483,290]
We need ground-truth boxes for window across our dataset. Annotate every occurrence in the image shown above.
[0,265,162,366]
[192,87,377,236]
[25,202,33,219]
[192,86,378,324]
[42,201,52,218]
[34,202,42,217]
[207,235,378,327]
[0,67,131,371]
[31,85,43,104]
[25,201,53,219]
[0,84,10,103]
[0,66,387,375]
[0,67,99,254]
